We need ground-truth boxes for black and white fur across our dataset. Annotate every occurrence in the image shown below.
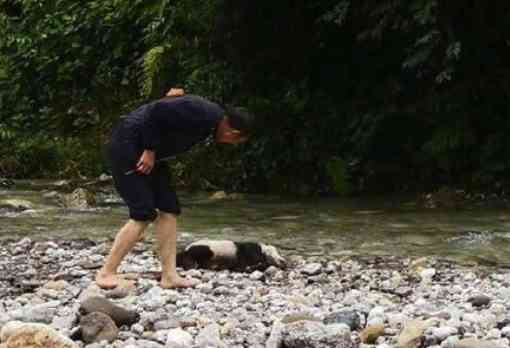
[177,240,286,272]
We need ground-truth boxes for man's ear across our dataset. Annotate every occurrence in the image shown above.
[166,88,185,97]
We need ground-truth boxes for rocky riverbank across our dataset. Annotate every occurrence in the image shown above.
[1,238,510,348]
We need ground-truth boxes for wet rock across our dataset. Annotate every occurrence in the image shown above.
[360,324,385,344]
[0,178,14,188]
[98,174,112,182]
[78,311,119,343]
[467,295,491,307]
[281,321,354,348]
[42,190,60,199]
[166,328,193,348]
[57,188,96,209]
[418,188,465,209]
[0,321,78,348]
[209,191,244,200]
[0,199,33,212]
[79,296,139,327]
[210,191,228,200]
[52,180,71,188]
[324,310,361,330]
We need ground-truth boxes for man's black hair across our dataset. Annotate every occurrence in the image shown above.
[225,106,255,134]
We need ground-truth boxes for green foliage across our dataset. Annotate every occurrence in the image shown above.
[325,158,352,195]
[1,0,510,194]
[0,0,151,131]
[141,45,174,98]
[0,135,104,178]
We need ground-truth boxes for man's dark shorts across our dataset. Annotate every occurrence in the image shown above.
[108,121,180,222]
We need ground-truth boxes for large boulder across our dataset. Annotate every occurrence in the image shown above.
[79,312,119,344]
[57,188,96,209]
[79,296,139,327]
[0,199,33,212]
[0,321,78,348]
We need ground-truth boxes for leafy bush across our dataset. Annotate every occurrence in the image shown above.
[1,0,510,194]
[0,133,105,178]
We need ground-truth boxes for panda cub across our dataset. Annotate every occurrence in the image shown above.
[177,239,286,272]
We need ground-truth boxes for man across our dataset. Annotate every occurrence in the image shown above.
[96,89,253,289]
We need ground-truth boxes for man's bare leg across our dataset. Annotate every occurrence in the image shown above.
[155,212,198,288]
[96,219,148,289]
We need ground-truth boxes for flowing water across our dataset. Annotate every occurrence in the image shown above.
[2,180,510,266]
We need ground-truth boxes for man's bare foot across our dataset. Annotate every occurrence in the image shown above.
[160,276,199,289]
[96,271,120,289]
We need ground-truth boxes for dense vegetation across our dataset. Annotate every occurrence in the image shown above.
[1,0,509,195]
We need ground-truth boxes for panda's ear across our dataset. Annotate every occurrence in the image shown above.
[186,245,214,260]
[235,242,265,268]
[181,245,214,269]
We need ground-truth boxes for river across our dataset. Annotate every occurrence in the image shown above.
[2,180,510,266]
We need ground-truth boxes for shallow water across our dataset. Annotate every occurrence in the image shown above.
[2,181,510,266]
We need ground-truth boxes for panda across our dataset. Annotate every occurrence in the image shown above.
[176,239,286,272]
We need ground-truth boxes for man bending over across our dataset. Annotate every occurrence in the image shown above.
[96,89,253,289]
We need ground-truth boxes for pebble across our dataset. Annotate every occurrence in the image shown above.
[467,294,491,307]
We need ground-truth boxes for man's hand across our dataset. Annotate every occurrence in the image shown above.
[166,88,185,97]
[136,150,155,175]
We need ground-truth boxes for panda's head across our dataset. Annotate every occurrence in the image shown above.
[177,243,215,270]
[260,244,286,268]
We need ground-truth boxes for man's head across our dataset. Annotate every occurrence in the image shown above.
[215,106,254,144]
